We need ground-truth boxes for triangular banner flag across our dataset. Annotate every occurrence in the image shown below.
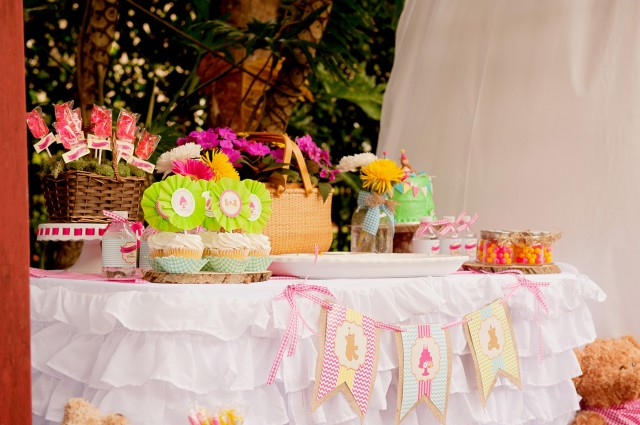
[394,183,404,194]
[396,324,451,424]
[411,185,420,198]
[463,300,521,405]
[312,305,380,420]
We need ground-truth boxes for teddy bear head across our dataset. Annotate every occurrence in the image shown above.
[574,335,640,408]
[61,398,128,425]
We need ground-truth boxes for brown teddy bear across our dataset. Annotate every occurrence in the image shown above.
[572,335,640,425]
[61,398,128,425]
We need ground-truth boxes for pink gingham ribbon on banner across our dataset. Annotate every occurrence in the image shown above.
[498,270,550,362]
[267,245,337,385]
[456,212,478,233]
[103,210,144,243]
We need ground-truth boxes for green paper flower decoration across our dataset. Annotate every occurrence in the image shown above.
[199,179,219,230]
[242,179,273,233]
[141,182,181,232]
[200,177,251,231]
[147,174,205,231]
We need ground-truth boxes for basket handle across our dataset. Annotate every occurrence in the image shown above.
[244,132,313,195]
[110,132,121,181]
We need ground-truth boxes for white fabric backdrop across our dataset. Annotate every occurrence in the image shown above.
[378,0,640,339]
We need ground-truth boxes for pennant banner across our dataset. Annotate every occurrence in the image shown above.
[463,300,521,405]
[312,305,380,420]
[396,324,451,424]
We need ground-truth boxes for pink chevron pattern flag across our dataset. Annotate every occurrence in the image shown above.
[312,305,381,420]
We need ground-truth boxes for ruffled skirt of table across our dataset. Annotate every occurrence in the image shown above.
[31,271,605,425]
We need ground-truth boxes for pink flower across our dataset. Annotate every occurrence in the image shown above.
[240,139,271,157]
[320,168,341,182]
[171,159,214,181]
[271,148,285,163]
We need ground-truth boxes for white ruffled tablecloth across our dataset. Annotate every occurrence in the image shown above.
[31,263,606,425]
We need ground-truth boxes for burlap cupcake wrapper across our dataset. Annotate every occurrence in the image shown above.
[202,256,248,273]
[245,255,272,272]
[155,257,208,274]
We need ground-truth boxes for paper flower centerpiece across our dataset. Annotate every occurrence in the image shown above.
[242,179,272,234]
[141,174,205,231]
[200,177,251,231]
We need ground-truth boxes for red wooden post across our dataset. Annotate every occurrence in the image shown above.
[0,0,32,423]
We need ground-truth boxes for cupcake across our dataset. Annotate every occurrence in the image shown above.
[245,233,272,272]
[148,232,205,259]
[147,232,207,273]
[200,232,251,273]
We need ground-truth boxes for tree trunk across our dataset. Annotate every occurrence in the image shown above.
[200,0,281,131]
[76,0,119,123]
[258,0,333,132]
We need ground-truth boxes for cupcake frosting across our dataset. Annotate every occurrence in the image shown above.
[245,233,271,251]
[148,232,204,251]
[201,232,251,250]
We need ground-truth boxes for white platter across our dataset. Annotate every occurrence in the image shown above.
[268,252,469,279]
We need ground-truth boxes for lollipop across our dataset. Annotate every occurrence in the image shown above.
[26,107,55,156]
[135,129,160,160]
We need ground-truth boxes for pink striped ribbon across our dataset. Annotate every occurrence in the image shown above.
[267,244,338,385]
[29,267,147,283]
[102,210,144,241]
[414,219,448,239]
[438,212,465,236]
[498,270,550,362]
[456,213,478,232]
[375,321,403,332]
[267,282,335,385]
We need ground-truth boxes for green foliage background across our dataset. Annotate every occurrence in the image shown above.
[24,0,403,266]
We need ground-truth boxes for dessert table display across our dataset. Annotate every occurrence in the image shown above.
[31,263,605,425]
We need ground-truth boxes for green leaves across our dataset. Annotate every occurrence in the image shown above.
[317,63,385,120]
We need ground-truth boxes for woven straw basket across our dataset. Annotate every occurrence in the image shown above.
[41,169,145,223]
[245,132,333,255]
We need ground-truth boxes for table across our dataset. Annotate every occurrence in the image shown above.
[31,264,605,425]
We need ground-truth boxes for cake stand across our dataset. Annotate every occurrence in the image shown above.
[36,223,108,274]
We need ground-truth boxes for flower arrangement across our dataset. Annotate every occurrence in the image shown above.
[337,152,405,253]
[164,127,338,202]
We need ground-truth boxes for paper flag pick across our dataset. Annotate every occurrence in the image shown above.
[143,175,205,231]
[396,324,451,424]
[463,300,521,405]
[200,177,251,231]
[141,182,181,232]
[312,305,380,421]
[241,179,272,234]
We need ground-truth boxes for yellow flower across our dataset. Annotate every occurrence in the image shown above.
[201,150,240,182]
[360,158,405,194]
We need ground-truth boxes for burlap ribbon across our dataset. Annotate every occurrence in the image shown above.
[357,191,397,236]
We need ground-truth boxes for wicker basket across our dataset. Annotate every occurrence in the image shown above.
[245,132,334,254]
[41,170,145,223]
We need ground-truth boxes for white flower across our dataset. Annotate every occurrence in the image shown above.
[155,142,202,176]
[336,152,378,172]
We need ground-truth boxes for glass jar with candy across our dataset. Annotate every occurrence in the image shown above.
[478,230,513,265]
[511,231,545,265]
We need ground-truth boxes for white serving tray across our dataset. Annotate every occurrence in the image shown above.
[268,252,468,279]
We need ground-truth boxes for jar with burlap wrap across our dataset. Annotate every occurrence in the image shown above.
[350,191,395,253]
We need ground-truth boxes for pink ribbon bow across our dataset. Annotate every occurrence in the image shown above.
[415,218,448,239]
[439,212,465,236]
[103,210,144,245]
[267,282,335,385]
[456,213,478,233]
[499,270,550,362]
